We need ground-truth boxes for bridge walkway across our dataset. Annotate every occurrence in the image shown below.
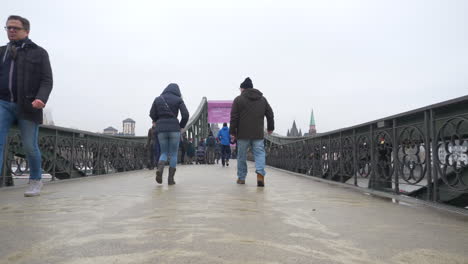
[0,161,467,264]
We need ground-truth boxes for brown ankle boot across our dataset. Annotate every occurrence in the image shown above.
[236,179,245,184]
[168,167,176,185]
[156,162,165,184]
[257,173,264,187]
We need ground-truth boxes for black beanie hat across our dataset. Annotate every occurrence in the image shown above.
[240,77,253,89]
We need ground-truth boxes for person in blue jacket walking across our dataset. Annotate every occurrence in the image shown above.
[217,123,231,167]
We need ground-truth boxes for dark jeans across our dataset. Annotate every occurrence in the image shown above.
[221,145,231,165]
[180,149,185,163]
[152,131,161,166]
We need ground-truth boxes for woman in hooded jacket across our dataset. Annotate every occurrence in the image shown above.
[149,83,189,185]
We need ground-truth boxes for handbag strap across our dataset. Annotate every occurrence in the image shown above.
[160,96,177,118]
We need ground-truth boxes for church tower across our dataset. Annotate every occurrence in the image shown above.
[309,109,317,135]
[288,120,301,137]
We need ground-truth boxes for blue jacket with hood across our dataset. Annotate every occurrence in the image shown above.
[217,126,230,146]
[150,83,189,133]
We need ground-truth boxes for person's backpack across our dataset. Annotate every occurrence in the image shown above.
[206,136,215,147]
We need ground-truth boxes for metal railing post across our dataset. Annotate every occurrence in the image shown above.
[430,109,439,202]
[393,118,399,195]
[424,111,432,201]
[52,130,58,181]
[353,129,357,186]
[70,133,75,178]
[1,136,8,187]
[339,132,343,183]
[369,124,374,189]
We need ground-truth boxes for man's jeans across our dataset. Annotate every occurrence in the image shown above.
[157,131,180,168]
[221,145,231,165]
[236,139,266,180]
[0,100,42,180]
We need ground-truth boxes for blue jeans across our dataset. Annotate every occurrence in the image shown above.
[0,100,42,180]
[236,139,266,180]
[157,131,180,168]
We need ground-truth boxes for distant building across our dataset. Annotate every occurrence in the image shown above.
[308,109,317,135]
[287,120,302,137]
[103,126,118,135]
[122,118,136,136]
[304,109,317,136]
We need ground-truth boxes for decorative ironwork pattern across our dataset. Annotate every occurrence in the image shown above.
[1,126,146,187]
[264,95,468,209]
[356,134,371,179]
[374,130,394,182]
[435,117,468,191]
[329,137,341,179]
[398,126,427,185]
[311,141,322,176]
[341,136,354,177]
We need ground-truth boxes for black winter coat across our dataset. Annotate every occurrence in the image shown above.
[230,88,274,139]
[149,83,189,133]
[0,39,53,124]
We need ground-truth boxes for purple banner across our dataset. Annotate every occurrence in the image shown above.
[208,100,233,123]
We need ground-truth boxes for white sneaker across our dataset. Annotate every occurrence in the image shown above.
[24,179,43,197]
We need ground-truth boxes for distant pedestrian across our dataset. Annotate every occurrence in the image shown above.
[179,134,187,164]
[230,77,274,186]
[153,127,161,166]
[150,83,189,185]
[214,139,221,164]
[217,123,231,167]
[205,131,216,164]
[186,138,195,164]
[0,16,53,196]
[181,134,189,164]
[146,122,158,170]
[196,138,206,164]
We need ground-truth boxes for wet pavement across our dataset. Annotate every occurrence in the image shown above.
[0,161,467,264]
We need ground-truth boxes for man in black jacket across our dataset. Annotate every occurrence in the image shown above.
[230,77,274,186]
[0,16,53,196]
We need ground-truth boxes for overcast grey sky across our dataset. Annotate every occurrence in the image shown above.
[2,0,467,136]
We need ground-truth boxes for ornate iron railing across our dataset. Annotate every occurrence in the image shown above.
[1,125,146,187]
[265,95,468,209]
[182,97,209,145]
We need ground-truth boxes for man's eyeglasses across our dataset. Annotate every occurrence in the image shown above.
[4,26,24,32]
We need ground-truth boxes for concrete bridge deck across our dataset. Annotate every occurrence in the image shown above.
[1,161,467,264]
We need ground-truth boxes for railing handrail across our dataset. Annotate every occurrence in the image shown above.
[182,96,207,133]
[267,94,468,142]
[36,124,146,142]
